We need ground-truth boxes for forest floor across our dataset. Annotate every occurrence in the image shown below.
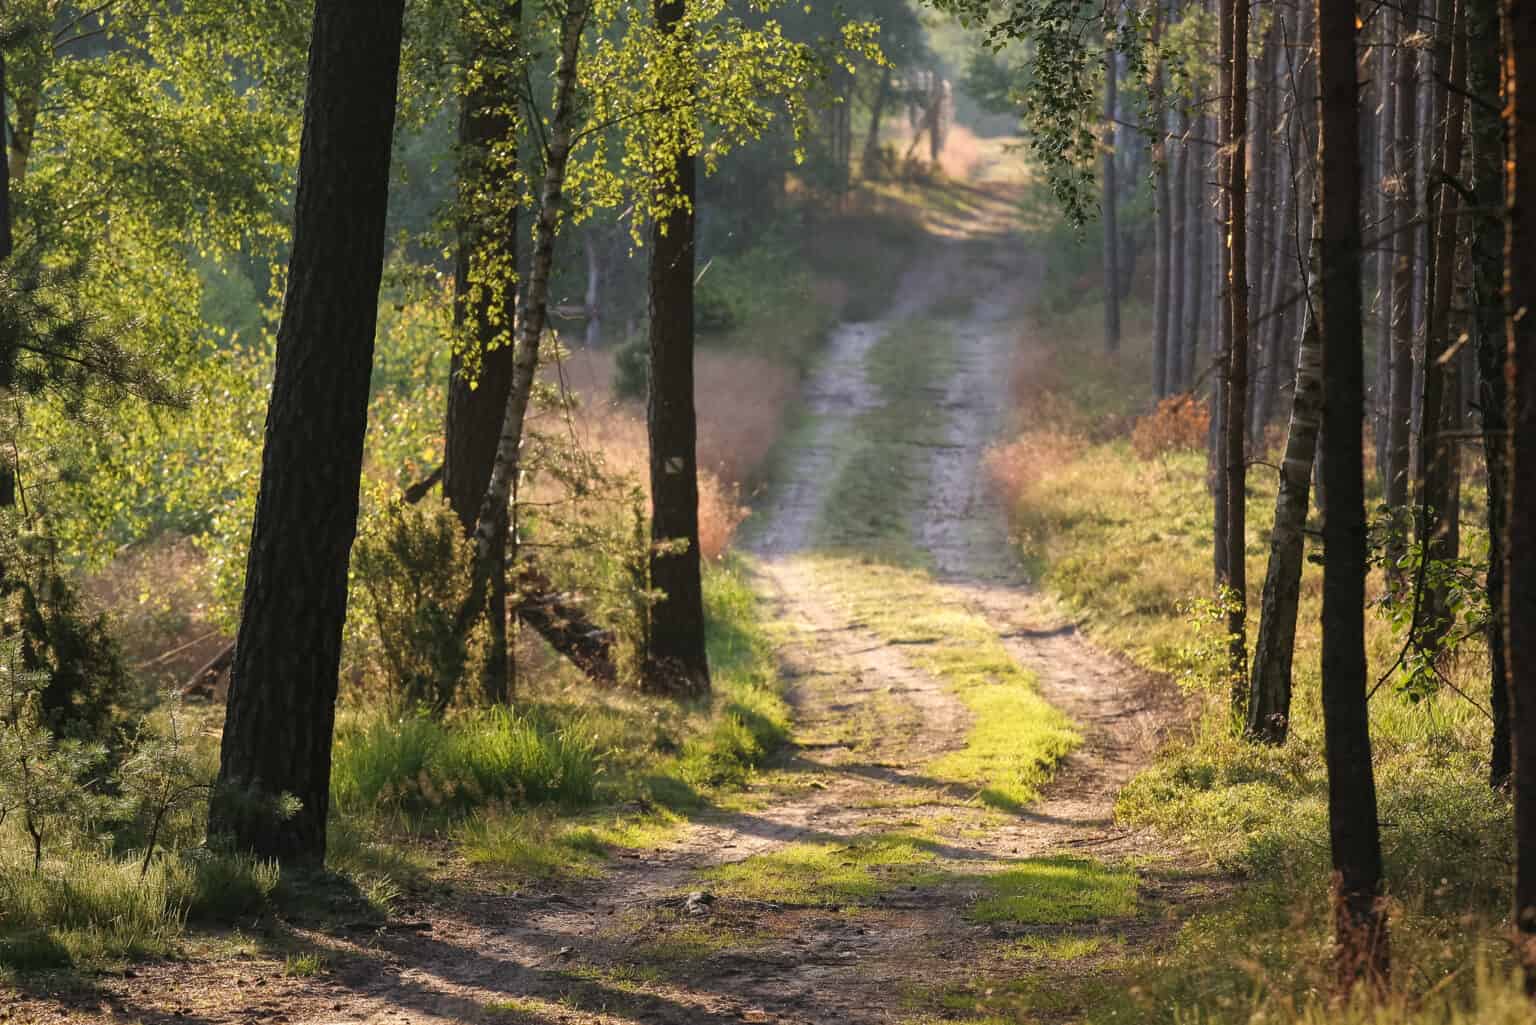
[4,179,1214,1025]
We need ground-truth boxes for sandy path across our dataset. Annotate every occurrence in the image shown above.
[6,186,1190,1025]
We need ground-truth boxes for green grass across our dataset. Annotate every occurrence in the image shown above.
[966,857,1137,925]
[704,832,940,905]
[0,847,280,972]
[1001,933,1110,961]
[988,301,1518,1023]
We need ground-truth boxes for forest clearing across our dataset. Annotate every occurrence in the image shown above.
[4,1,1536,1023]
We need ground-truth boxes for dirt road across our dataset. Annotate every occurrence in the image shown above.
[11,185,1190,1025]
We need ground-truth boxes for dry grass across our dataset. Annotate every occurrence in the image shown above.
[82,535,230,691]
[547,349,768,559]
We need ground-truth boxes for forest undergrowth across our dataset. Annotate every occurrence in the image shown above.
[987,271,1522,1021]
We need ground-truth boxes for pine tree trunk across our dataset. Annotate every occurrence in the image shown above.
[1416,0,1467,651]
[1224,0,1251,705]
[1182,105,1207,394]
[1246,299,1319,744]
[1167,102,1188,392]
[643,0,710,698]
[1467,0,1512,788]
[1316,0,1391,989]
[1103,40,1121,355]
[208,0,406,863]
[1375,9,1399,485]
[0,50,16,509]
[445,5,521,703]
[1503,0,1536,991]
[1152,6,1171,397]
[1387,0,1420,586]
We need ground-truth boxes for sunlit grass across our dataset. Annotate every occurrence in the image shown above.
[704,832,940,905]
[967,857,1137,925]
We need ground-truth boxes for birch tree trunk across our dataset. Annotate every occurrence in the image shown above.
[445,3,521,703]
[467,0,590,613]
[1246,297,1319,743]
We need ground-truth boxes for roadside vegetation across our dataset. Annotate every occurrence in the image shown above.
[981,207,1520,1022]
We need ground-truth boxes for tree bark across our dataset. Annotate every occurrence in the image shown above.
[644,0,711,698]
[1152,6,1171,397]
[1316,0,1391,989]
[1224,0,1251,707]
[466,0,590,615]
[1167,101,1188,393]
[1503,0,1536,991]
[208,0,406,863]
[0,50,15,508]
[445,3,522,703]
[1387,0,1420,588]
[1182,103,1208,394]
[1416,0,1467,651]
[863,66,892,179]
[1103,38,1121,355]
[1467,0,1512,788]
[1246,296,1319,744]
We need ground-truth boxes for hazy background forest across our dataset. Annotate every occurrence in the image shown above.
[3,0,1536,1023]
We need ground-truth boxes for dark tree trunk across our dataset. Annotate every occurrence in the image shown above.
[1503,0,1536,991]
[209,0,406,863]
[1167,103,1188,393]
[1151,6,1172,397]
[445,4,521,703]
[863,66,892,179]
[643,0,710,698]
[1224,0,1251,707]
[1246,297,1320,744]
[0,50,15,509]
[1387,0,1420,588]
[1467,0,1512,788]
[1103,40,1121,355]
[1316,0,1391,989]
[1182,103,1208,394]
[1416,0,1467,652]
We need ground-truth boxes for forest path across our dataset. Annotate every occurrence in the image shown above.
[15,182,1193,1025]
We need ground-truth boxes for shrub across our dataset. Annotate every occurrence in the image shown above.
[1130,394,1211,459]
[351,502,483,711]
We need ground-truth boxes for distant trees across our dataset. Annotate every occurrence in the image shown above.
[209,0,407,862]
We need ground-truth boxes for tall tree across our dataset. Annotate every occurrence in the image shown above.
[1466,0,1512,787]
[1223,0,1251,706]
[0,48,13,510]
[1316,0,1390,989]
[208,0,406,862]
[444,1,523,704]
[468,0,590,614]
[1415,0,1467,652]
[1102,31,1121,355]
[1503,0,1536,991]
[1246,298,1319,744]
[644,0,710,697]
[1386,0,1419,589]
[1151,5,1171,396]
